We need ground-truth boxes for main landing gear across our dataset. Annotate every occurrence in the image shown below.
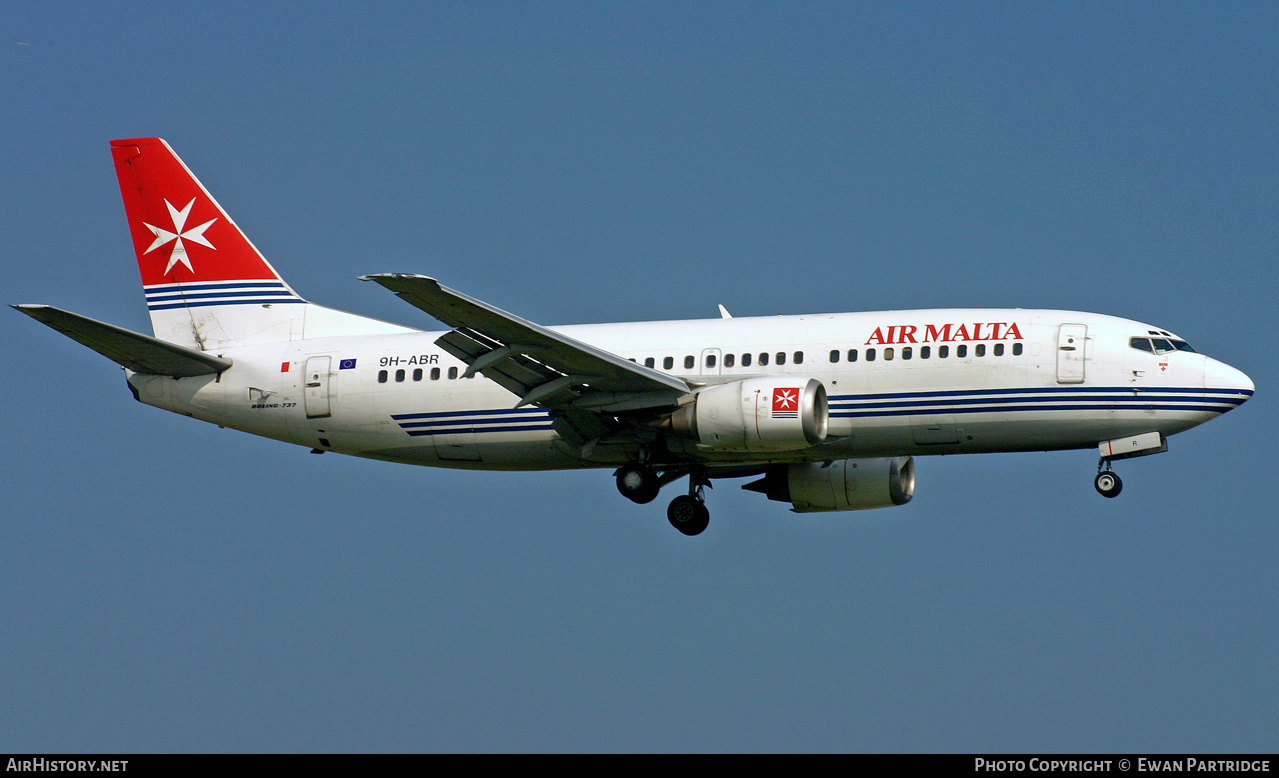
[667,472,710,536]
[615,461,711,536]
[615,461,660,504]
[1094,462,1123,498]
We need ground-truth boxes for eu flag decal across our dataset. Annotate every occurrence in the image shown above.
[339,358,357,370]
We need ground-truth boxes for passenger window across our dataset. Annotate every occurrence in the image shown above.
[645,357,655,368]
[884,347,894,361]
[957,345,968,358]
[705,354,716,368]
[830,350,840,363]
[866,348,876,362]
[395,369,406,382]
[1013,343,1023,356]
[776,352,786,366]
[847,349,858,363]
[742,353,752,367]
[921,346,931,359]
[413,368,423,381]
[377,370,388,383]
[902,347,912,360]
[975,344,985,357]
[431,367,440,380]
[684,355,695,369]
[663,356,674,370]
[794,351,803,364]
[939,346,949,358]
[725,353,735,368]
[994,343,1004,357]
[448,366,458,379]
[759,352,769,366]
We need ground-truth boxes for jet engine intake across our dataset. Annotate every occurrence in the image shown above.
[670,377,827,451]
[743,457,916,512]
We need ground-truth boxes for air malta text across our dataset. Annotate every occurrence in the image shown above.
[865,322,1024,346]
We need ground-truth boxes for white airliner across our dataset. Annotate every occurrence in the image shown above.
[15,138,1255,535]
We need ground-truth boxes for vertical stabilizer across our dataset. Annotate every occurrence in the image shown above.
[111,138,306,349]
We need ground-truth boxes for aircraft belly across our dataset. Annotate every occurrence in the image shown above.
[360,435,589,471]
[826,407,1215,458]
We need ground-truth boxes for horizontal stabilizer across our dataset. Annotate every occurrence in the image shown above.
[13,305,232,377]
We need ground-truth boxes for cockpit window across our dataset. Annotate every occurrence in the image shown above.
[1131,336,1197,354]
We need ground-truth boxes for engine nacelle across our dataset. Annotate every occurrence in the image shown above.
[670,377,828,451]
[744,457,916,512]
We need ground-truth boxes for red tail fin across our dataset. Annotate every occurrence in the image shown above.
[109,138,410,349]
[110,138,302,304]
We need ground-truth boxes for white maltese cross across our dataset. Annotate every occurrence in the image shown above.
[143,198,217,275]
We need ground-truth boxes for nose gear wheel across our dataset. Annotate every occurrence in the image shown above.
[1094,462,1123,498]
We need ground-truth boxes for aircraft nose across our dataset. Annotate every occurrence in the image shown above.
[1204,357,1255,399]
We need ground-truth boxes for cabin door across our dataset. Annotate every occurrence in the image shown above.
[1056,324,1087,384]
[304,356,332,418]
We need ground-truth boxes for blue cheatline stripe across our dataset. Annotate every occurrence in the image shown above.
[391,408,550,421]
[826,386,1250,419]
[146,290,296,301]
[405,424,557,437]
[145,281,290,293]
[148,297,304,310]
[399,416,552,429]
[830,395,1249,411]
[143,280,304,310]
[832,403,1240,419]
[392,407,553,437]
[828,386,1250,401]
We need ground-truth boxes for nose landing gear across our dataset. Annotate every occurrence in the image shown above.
[1094,462,1123,498]
[1092,432,1166,498]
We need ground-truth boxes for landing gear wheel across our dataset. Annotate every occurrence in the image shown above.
[1094,471,1123,498]
[616,462,660,504]
[667,495,710,536]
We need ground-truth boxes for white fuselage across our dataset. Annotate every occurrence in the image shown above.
[126,307,1253,472]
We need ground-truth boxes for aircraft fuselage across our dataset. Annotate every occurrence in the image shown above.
[128,307,1252,471]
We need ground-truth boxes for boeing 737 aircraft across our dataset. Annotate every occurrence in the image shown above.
[15,138,1255,535]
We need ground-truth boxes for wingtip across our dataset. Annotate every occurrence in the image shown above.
[360,273,439,283]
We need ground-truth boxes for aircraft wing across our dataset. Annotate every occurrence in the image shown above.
[13,305,232,377]
[360,274,691,412]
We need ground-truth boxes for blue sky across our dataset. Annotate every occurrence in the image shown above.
[3,2,1276,752]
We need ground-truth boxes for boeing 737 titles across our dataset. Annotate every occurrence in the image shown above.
[14,139,1255,535]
